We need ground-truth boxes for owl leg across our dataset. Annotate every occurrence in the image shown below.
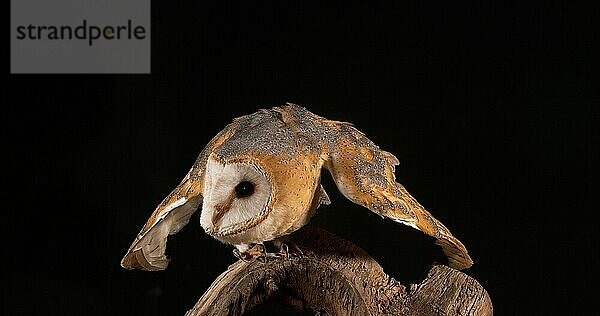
[273,237,303,258]
[233,244,251,262]
[233,243,267,262]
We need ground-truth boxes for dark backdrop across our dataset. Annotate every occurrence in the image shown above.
[5,1,596,315]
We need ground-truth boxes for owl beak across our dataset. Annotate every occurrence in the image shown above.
[211,206,227,227]
[211,193,235,227]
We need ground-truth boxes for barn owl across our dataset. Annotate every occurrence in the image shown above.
[120,103,473,271]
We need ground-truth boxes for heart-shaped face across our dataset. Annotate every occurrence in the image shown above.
[200,155,272,237]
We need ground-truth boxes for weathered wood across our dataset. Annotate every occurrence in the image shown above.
[186,228,492,316]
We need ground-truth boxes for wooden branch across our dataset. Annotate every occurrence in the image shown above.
[186,228,492,316]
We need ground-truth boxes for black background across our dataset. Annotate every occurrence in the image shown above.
[5,1,596,315]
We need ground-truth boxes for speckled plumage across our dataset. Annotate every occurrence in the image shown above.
[121,103,473,271]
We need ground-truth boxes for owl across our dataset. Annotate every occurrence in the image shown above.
[121,103,473,271]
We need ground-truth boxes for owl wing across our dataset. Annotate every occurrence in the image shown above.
[120,124,237,271]
[321,123,473,270]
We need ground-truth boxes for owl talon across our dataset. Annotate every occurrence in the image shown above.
[233,244,267,262]
[280,243,290,259]
[232,248,253,262]
[274,238,303,258]
[287,242,303,256]
[257,255,268,263]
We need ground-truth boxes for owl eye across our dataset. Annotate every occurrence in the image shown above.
[235,181,255,198]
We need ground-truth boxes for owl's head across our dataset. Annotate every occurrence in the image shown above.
[199,154,272,236]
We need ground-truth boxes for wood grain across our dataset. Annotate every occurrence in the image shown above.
[186,228,492,315]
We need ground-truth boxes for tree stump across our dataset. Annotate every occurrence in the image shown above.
[186,228,492,315]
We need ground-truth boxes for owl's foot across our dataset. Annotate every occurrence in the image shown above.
[233,243,268,262]
[273,238,303,258]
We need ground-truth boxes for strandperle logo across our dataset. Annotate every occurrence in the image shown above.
[11,0,150,73]
[15,20,147,46]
